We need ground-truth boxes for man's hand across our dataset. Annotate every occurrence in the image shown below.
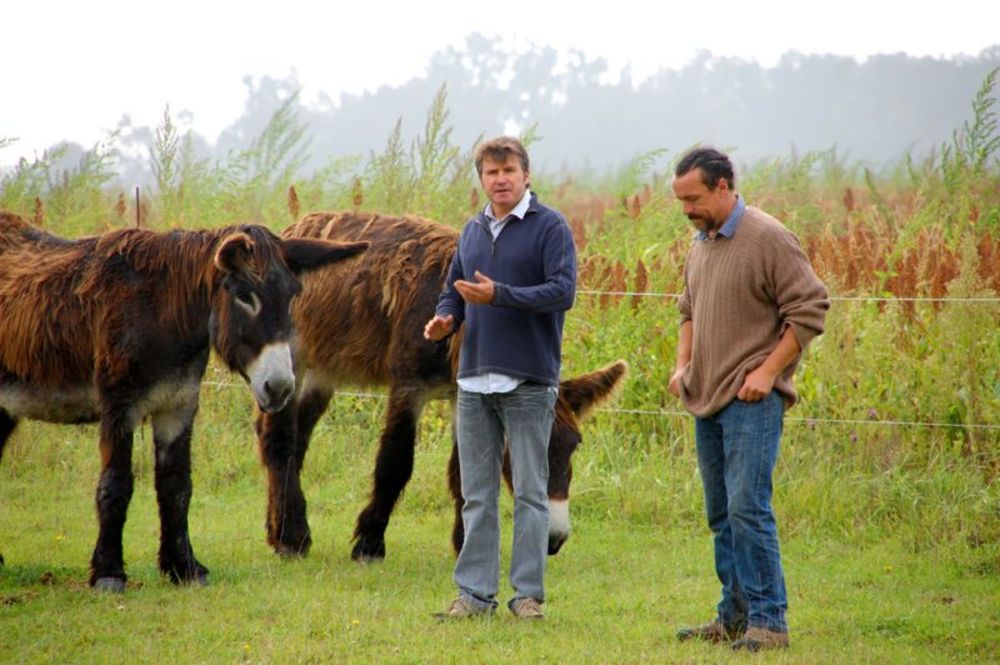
[668,366,686,398]
[737,365,777,402]
[738,327,800,402]
[423,314,455,341]
[454,271,495,305]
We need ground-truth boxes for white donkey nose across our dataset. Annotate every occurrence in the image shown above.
[547,498,570,555]
[263,376,294,409]
[249,343,295,413]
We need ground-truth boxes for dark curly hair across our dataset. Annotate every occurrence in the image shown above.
[675,147,735,190]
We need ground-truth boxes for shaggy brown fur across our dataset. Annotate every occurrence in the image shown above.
[0,210,366,589]
[256,211,626,560]
[289,211,460,386]
[0,218,222,389]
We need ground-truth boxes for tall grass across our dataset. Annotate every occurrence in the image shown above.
[0,138,119,235]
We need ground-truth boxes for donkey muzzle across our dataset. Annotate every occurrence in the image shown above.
[249,343,295,413]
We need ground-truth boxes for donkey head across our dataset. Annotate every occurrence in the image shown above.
[499,359,627,555]
[546,359,628,554]
[211,225,367,413]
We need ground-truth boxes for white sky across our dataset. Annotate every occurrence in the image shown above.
[2,0,997,167]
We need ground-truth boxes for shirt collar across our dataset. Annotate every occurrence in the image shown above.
[696,195,745,241]
[484,188,532,223]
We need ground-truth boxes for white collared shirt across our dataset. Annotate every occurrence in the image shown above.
[484,187,532,236]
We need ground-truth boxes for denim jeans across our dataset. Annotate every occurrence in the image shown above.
[454,382,557,606]
[694,390,788,632]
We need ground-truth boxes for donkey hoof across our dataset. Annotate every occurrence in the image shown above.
[94,577,127,593]
[275,543,309,559]
[351,539,386,563]
[175,571,210,587]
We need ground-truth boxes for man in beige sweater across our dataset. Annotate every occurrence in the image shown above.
[669,147,829,652]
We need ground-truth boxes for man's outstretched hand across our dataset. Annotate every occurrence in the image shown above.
[423,314,455,341]
[454,271,495,305]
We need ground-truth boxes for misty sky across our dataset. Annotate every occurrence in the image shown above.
[3,0,998,167]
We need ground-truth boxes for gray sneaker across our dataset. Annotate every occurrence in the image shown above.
[508,597,544,619]
[432,595,496,620]
[676,618,746,643]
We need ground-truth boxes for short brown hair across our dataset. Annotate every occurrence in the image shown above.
[474,136,530,176]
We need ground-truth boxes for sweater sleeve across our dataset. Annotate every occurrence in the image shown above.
[678,261,693,324]
[492,218,577,313]
[769,228,830,350]
[435,235,466,328]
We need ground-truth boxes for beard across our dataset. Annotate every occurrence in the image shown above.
[687,213,721,234]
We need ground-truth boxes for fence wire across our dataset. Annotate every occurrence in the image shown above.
[203,383,1000,432]
[576,289,1000,303]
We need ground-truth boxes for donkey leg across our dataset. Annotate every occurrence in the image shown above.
[90,409,135,591]
[446,430,465,556]
[0,409,18,462]
[292,384,332,470]
[0,411,12,568]
[152,406,208,585]
[257,394,315,556]
[265,383,331,555]
[351,386,423,562]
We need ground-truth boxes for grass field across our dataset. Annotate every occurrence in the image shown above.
[2,387,998,663]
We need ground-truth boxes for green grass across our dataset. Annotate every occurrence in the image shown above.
[2,389,998,663]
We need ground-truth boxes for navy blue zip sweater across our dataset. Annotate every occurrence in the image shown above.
[436,192,577,386]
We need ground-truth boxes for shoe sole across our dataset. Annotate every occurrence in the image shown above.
[431,611,496,621]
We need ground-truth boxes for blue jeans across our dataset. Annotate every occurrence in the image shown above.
[454,383,557,606]
[694,390,788,633]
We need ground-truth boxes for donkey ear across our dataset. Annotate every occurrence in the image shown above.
[282,238,369,275]
[214,232,255,275]
[558,360,628,421]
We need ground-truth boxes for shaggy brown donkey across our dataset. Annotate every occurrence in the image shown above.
[256,211,626,561]
[0,210,366,590]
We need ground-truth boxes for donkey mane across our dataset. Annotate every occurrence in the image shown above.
[289,211,457,320]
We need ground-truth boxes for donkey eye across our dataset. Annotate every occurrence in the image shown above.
[234,291,261,315]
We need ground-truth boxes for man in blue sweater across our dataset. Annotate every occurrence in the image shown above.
[425,136,577,620]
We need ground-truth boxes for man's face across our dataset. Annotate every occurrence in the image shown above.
[672,168,731,234]
[480,154,529,215]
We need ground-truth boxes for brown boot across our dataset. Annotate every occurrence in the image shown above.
[730,626,790,652]
[432,595,496,620]
[676,618,746,643]
[508,597,544,619]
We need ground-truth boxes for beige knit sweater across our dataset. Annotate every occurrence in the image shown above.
[677,205,829,417]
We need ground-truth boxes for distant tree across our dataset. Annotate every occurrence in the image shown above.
[69,37,1000,187]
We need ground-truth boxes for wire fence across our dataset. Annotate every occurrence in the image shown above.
[197,289,1000,433]
[581,288,997,429]
[202,383,1000,432]
[576,289,1000,304]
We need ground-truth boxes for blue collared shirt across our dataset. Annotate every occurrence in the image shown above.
[696,195,745,241]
